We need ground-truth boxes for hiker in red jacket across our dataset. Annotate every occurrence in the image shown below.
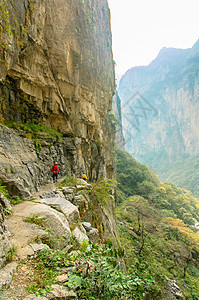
[51,163,60,182]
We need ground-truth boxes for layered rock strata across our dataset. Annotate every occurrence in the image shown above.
[0,0,115,185]
[0,124,114,197]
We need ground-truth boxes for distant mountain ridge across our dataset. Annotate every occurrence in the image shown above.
[118,39,199,196]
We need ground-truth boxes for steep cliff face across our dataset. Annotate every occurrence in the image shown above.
[118,40,199,171]
[0,0,115,186]
[0,0,120,277]
[112,90,125,149]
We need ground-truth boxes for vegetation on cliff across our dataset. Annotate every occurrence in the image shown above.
[0,0,11,61]
[116,149,199,299]
[143,152,199,198]
[29,240,159,299]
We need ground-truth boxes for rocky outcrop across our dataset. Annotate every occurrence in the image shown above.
[0,124,114,197]
[47,284,76,299]
[4,181,93,262]
[0,0,115,186]
[0,262,17,289]
[39,197,80,225]
[0,1,122,297]
[0,196,10,268]
[165,278,185,300]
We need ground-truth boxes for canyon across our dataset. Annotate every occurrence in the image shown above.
[119,40,199,194]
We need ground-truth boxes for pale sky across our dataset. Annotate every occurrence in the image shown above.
[108,0,199,75]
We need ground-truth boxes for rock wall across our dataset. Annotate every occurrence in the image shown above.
[0,0,115,182]
[0,198,10,268]
[0,124,115,197]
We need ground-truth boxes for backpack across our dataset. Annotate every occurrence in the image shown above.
[52,166,58,174]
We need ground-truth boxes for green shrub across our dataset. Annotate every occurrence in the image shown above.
[0,184,8,197]
[24,214,45,227]
[59,176,82,188]
[30,240,159,299]
[90,179,116,205]
[67,240,160,299]
[7,120,63,141]
[9,196,24,205]
[5,245,16,262]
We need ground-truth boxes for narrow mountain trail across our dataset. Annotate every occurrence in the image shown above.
[0,178,89,300]
[0,181,60,300]
[5,180,61,260]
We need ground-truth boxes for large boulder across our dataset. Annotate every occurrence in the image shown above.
[0,262,17,289]
[82,222,99,243]
[39,197,80,225]
[5,201,71,257]
[21,202,71,240]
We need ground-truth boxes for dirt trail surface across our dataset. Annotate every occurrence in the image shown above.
[0,180,62,300]
[5,181,60,259]
[5,202,48,259]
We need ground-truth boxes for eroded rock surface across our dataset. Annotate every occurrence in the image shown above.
[6,200,72,256]
[0,198,10,268]
[0,262,17,289]
[0,124,115,197]
[39,196,80,225]
[0,0,115,188]
[165,277,186,300]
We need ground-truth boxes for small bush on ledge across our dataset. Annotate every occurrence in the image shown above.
[7,120,63,142]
